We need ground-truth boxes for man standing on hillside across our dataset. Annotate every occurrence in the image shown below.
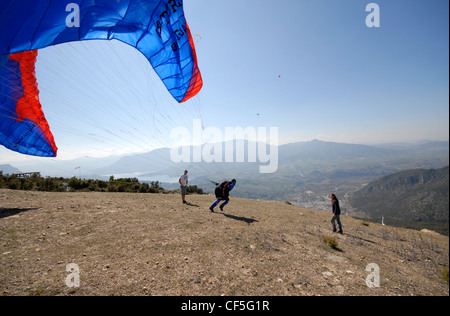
[179,170,189,204]
[331,193,343,234]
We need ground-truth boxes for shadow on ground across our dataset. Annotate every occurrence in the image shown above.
[0,208,40,219]
[221,213,259,225]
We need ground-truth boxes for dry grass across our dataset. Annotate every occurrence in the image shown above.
[322,236,339,250]
[0,189,448,296]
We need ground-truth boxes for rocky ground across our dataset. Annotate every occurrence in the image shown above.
[0,189,448,296]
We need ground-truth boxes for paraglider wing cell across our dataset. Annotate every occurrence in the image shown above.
[0,51,58,157]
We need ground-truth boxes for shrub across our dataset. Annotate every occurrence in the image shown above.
[8,178,22,190]
[322,235,339,250]
[441,266,449,284]
[1,173,165,194]
[186,185,204,194]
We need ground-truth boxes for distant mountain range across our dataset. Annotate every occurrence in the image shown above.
[5,139,448,177]
[2,140,449,234]
[346,167,449,235]
[4,139,448,189]
[0,164,19,175]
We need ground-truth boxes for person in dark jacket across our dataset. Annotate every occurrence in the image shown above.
[331,193,343,234]
[210,179,236,212]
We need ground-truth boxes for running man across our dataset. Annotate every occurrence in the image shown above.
[210,179,236,212]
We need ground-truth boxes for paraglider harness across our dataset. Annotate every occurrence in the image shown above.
[214,180,235,201]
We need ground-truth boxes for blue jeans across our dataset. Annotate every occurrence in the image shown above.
[331,214,343,232]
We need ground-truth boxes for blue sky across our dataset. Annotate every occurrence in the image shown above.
[1,0,449,163]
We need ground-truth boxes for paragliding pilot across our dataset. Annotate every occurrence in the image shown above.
[210,179,236,212]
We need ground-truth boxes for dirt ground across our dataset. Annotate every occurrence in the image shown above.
[0,189,448,296]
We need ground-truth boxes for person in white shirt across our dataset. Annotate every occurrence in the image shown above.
[179,170,189,204]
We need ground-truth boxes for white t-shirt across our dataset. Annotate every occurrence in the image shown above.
[179,174,188,186]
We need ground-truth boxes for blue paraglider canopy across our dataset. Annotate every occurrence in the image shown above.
[0,0,202,157]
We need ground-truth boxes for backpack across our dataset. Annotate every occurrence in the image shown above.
[215,181,231,199]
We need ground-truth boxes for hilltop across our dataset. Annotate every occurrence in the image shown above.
[0,189,448,296]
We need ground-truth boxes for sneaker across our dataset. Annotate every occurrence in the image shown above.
[219,205,224,212]
[338,230,343,234]
[332,228,337,233]
[209,206,214,212]
[183,200,187,204]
